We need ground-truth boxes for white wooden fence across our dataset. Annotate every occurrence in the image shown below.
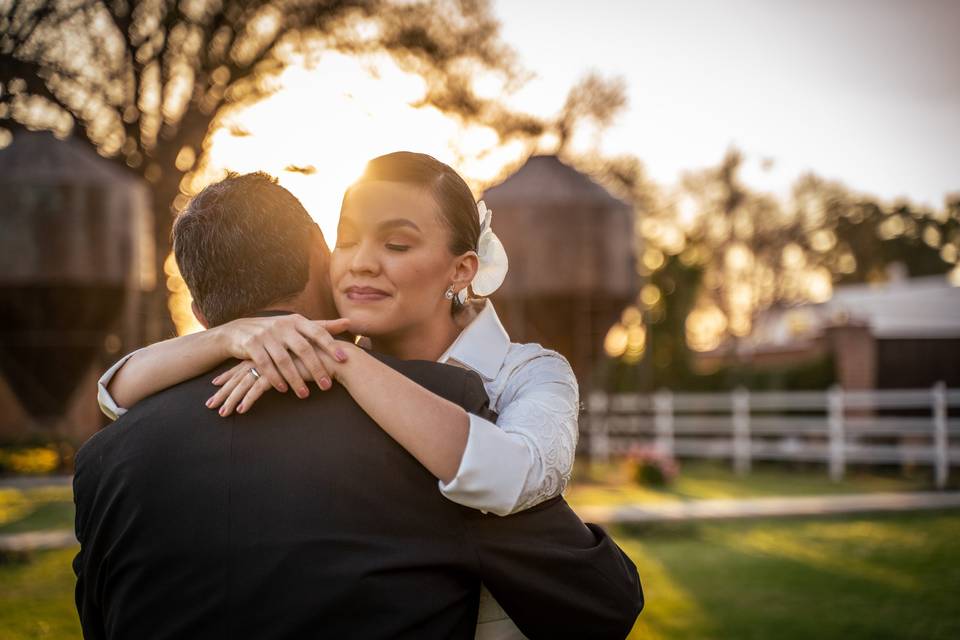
[584,383,960,488]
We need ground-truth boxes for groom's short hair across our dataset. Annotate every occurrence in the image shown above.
[173,172,321,326]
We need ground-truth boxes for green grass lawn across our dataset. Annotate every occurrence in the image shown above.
[0,548,81,639]
[2,511,959,640]
[0,486,74,535]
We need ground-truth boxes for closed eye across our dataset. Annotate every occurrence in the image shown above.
[386,244,410,252]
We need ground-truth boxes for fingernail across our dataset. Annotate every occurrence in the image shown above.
[336,349,347,362]
[320,377,331,390]
[219,407,227,417]
[237,404,246,414]
[206,398,213,408]
[297,387,309,398]
[279,383,288,392]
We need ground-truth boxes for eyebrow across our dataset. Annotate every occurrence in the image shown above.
[377,218,421,232]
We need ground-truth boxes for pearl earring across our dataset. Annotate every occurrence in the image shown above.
[444,286,455,300]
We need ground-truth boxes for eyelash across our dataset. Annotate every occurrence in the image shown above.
[334,238,409,252]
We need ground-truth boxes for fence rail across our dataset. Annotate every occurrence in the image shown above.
[584,383,960,488]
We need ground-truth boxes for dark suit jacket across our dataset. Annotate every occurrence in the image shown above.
[74,354,642,639]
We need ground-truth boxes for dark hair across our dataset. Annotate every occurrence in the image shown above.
[173,172,322,326]
[348,151,480,256]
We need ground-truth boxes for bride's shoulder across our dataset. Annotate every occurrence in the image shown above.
[502,342,577,388]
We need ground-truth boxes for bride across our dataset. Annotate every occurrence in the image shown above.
[98,151,580,639]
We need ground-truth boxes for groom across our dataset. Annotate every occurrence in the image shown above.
[73,172,642,639]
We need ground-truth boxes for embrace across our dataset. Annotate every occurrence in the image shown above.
[73,152,643,639]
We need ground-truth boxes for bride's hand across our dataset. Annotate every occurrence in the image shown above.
[208,341,353,416]
[215,314,351,396]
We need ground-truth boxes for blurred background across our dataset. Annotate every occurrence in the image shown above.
[1,0,958,638]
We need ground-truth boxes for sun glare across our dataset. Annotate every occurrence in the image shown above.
[206,53,465,242]
[171,51,530,334]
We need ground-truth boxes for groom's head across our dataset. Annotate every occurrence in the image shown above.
[173,172,334,327]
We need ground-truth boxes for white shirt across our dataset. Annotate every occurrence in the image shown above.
[436,301,579,516]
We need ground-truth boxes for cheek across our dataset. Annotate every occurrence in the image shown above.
[329,252,348,285]
[387,255,450,303]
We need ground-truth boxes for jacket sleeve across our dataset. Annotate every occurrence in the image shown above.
[465,496,643,639]
[72,440,107,640]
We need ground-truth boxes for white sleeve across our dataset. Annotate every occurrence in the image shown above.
[438,351,580,516]
[96,350,140,421]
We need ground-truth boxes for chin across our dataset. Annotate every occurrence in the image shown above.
[342,308,391,338]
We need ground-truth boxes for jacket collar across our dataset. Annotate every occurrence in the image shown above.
[439,301,511,381]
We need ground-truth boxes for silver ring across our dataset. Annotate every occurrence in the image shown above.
[249,367,261,380]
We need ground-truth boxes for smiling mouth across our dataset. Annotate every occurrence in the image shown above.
[344,286,390,302]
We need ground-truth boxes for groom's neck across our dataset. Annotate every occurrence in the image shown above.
[259,299,319,321]
[259,286,333,321]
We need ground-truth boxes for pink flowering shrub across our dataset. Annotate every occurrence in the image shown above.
[625,445,679,487]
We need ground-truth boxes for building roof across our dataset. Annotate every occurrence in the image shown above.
[749,274,960,349]
[822,275,960,339]
[0,131,153,285]
[483,155,631,208]
[0,130,141,186]
[481,155,637,297]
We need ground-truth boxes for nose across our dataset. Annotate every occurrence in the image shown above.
[349,238,380,276]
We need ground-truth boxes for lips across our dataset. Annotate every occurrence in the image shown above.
[344,286,390,302]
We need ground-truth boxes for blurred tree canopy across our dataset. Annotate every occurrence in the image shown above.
[588,148,960,390]
[0,0,583,333]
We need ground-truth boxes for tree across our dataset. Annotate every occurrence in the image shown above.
[555,72,627,153]
[0,0,544,335]
[638,150,959,379]
[585,144,960,390]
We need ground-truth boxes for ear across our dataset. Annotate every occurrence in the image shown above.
[450,251,479,296]
[191,300,210,329]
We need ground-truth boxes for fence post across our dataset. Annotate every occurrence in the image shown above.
[732,387,751,475]
[654,389,674,459]
[588,391,611,466]
[933,381,948,490]
[828,385,845,482]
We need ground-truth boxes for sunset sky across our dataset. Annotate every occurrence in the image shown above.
[203,0,958,246]
[164,0,959,336]
[493,0,959,208]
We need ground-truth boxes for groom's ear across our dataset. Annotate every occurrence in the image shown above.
[191,301,210,329]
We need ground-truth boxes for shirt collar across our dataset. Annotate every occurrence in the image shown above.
[249,309,297,318]
[439,301,511,381]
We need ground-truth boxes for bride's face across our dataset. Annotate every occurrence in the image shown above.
[330,181,464,339]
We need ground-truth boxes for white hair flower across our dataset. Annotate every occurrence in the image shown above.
[460,200,508,303]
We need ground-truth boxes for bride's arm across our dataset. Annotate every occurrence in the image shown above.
[336,347,471,483]
[99,315,349,418]
[210,343,579,516]
[210,343,470,483]
[102,330,235,416]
